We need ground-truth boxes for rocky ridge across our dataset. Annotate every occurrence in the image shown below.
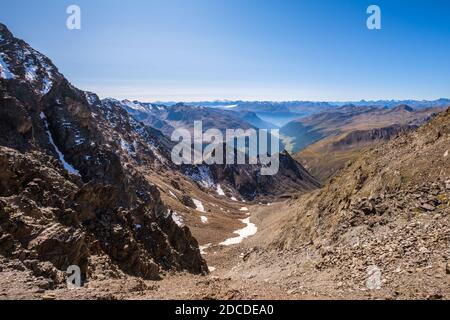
[0,23,207,286]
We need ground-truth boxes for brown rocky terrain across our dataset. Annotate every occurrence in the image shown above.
[2,106,447,300]
[0,23,207,286]
[252,106,450,299]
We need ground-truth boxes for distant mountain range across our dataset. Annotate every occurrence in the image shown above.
[157,98,450,111]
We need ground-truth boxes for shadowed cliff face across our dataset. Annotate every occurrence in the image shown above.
[0,23,207,283]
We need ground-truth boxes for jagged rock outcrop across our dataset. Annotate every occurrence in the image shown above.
[330,124,416,149]
[0,23,207,284]
[182,147,321,201]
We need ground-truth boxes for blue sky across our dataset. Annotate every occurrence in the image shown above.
[1,0,449,102]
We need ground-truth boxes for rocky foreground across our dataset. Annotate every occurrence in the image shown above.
[0,22,208,288]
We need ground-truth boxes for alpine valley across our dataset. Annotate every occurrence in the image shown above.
[0,23,449,300]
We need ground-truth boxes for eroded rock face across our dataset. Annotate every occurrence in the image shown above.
[0,23,207,284]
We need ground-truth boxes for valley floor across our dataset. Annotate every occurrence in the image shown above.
[1,202,448,300]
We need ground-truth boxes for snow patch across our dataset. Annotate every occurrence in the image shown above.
[220,217,257,246]
[122,100,147,112]
[19,49,54,95]
[208,266,216,272]
[41,77,53,95]
[169,190,177,199]
[0,54,14,79]
[216,184,225,196]
[40,112,80,176]
[74,133,85,146]
[199,243,212,255]
[231,196,238,201]
[445,150,449,158]
[171,211,184,227]
[200,216,208,224]
[218,104,238,109]
[149,144,165,163]
[193,199,205,212]
[25,64,38,82]
[239,207,249,212]
[120,138,136,156]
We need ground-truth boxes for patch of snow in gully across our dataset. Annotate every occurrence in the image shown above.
[40,112,80,176]
[220,217,257,246]
[120,138,136,156]
[200,216,208,224]
[25,64,38,82]
[41,77,53,95]
[199,243,212,255]
[193,199,205,212]
[169,190,177,199]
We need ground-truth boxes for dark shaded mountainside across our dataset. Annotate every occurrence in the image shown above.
[0,23,207,284]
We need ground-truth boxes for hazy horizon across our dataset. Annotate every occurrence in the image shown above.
[101,96,450,105]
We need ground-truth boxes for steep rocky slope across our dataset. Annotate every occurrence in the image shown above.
[186,150,321,201]
[0,23,207,285]
[248,107,450,298]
